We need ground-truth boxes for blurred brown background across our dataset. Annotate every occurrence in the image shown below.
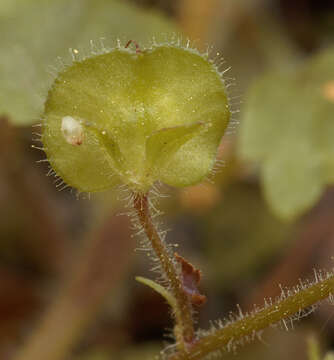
[0,0,334,359]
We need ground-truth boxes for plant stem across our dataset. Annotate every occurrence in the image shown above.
[133,193,195,348]
[0,117,69,273]
[14,214,133,360]
[170,272,334,360]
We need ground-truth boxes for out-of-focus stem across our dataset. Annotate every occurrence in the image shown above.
[15,296,92,360]
[178,0,222,48]
[14,214,133,360]
[0,117,69,273]
[170,272,334,360]
[133,193,194,349]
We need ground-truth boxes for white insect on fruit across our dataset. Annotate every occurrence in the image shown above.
[61,116,84,145]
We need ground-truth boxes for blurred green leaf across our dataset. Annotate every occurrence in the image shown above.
[0,0,179,125]
[238,48,334,220]
[204,183,292,288]
[308,336,321,360]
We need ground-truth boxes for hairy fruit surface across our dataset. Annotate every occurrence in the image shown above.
[42,43,230,193]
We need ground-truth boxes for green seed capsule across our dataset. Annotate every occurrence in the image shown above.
[42,43,230,193]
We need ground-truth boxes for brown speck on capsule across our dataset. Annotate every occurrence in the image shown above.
[61,116,84,146]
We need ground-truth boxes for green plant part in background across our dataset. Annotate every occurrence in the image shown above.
[239,47,334,220]
[42,43,230,193]
[0,0,179,126]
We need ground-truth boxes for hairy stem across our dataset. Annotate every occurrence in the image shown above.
[133,193,195,348]
[170,272,334,360]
